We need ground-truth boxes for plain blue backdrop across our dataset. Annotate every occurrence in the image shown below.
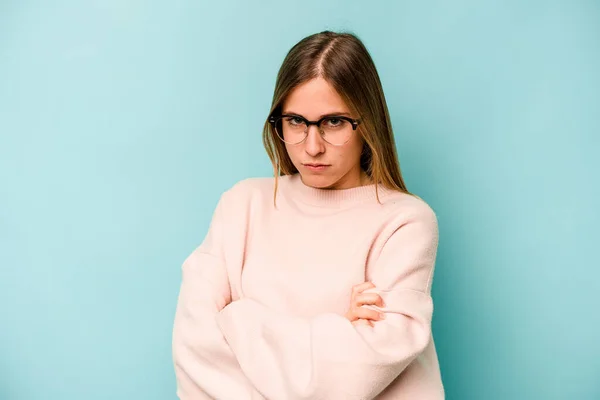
[1,1,599,399]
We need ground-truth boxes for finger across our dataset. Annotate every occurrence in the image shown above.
[355,293,385,307]
[352,281,376,295]
[352,318,374,327]
[354,307,385,321]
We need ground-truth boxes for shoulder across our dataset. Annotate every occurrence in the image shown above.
[218,176,276,209]
[369,193,440,269]
[378,190,439,234]
[228,176,275,195]
[381,189,437,219]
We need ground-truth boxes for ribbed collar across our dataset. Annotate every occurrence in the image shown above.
[281,173,395,209]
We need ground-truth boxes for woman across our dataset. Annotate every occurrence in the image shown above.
[172,30,444,399]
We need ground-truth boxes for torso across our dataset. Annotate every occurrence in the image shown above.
[232,175,417,318]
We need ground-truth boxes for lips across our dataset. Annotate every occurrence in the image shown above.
[303,163,330,172]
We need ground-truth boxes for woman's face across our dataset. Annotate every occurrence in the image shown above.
[281,77,366,190]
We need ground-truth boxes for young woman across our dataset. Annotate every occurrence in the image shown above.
[172,31,444,399]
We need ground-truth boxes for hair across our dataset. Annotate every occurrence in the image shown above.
[262,30,413,202]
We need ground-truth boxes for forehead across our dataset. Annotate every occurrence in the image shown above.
[282,77,349,117]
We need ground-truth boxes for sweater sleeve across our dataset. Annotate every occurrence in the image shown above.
[215,208,439,400]
[172,194,254,400]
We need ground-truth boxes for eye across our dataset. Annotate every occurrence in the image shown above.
[324,117,346,128]
[285,116,304,126]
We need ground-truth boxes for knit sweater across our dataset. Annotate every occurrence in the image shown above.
[172,173,444,400]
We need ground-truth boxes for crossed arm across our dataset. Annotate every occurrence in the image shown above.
[172,195,439,400]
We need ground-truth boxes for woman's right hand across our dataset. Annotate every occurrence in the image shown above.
[344,282,385,327]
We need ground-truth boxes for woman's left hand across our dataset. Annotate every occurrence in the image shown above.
[344,282,385,327]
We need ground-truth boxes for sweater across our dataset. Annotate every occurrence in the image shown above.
[172,173,444,400]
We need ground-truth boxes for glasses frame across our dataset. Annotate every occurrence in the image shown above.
[268,113,362,146]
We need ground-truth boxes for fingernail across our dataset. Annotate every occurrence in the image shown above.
[380,313,386,319]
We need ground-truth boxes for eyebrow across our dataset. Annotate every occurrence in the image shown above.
[282,111,352,119]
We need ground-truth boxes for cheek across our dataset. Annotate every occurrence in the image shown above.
[284,144,300,163]
[330,146,359,169]
[343,136,365,163]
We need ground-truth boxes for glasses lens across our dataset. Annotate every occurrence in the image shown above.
[320,117,353,146]
[273,116,355,145]
[275,116,307,144]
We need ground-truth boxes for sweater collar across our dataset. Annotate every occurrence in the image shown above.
[282,173,394,208]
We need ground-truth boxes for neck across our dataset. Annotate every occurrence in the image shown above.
[358,170,372,187]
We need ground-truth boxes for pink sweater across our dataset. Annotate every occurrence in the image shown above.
[172,174,444,399]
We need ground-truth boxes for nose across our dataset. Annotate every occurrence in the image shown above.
[303,124,326,157]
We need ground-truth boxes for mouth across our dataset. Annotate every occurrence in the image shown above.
[302,163,330,172]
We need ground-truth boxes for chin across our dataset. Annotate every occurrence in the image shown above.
[299,173,338,189]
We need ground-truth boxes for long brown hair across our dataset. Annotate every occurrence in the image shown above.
[262,30,412,201]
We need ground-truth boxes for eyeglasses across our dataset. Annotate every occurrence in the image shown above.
[268,114,362,146]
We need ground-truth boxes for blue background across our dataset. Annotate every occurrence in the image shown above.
[1,1,599,399]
